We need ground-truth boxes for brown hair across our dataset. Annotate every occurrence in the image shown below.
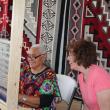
[67,39,97,68]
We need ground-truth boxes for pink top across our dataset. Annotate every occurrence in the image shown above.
[78,65,110,110]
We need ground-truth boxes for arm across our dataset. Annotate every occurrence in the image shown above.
[19,94,54,108]
[97,89,110,110]
[18,94,39,108]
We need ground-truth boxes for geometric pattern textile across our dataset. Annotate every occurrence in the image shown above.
[2,0,110,89]
[0,0,12,40]
[22,0,59,70]
[68,0,83,41]
[0,0,13,102]
[66,0,84,74]
[82,0,110,72]
[2,0,110,105]
[67,0,110,73]
[22,0,40,59]
[40,0,57,66]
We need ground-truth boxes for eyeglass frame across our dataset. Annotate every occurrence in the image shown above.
[27,53,46,60]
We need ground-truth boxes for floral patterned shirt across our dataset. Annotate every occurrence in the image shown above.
[19,66,61,110]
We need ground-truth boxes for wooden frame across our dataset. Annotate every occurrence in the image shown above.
[0,0,25,109]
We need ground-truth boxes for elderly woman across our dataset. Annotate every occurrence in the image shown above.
[18,45,61,110]
[67,39,110,110]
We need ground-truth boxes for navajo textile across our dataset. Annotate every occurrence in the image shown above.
[0,0,110,81]
[82,0,110,72]
[0,1,110,103]
[0,0,12,102]
[0,0,12,40]
[67,0,110,74]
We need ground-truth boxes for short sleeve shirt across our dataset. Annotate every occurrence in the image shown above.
[19,66,61,110]
[78,65,110,110]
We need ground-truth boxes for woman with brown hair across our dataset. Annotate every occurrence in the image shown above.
[67,39,110,110]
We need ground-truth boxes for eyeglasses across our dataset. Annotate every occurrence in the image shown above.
[27,53,45,60]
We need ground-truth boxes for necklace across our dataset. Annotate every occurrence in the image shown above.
[32,74,37,80]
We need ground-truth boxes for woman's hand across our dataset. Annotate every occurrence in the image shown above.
[18,93,40,108]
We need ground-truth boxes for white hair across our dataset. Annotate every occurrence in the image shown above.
[31,44,50,67]
[31,44,47,54]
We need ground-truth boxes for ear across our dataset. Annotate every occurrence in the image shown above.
[42,54,48,65]
[41,53,47,62]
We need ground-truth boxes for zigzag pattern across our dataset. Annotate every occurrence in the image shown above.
[83,0,110,72]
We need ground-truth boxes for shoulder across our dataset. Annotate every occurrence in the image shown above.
[44,67,56,79]
[91,65,110,92]
[90,65,109,78]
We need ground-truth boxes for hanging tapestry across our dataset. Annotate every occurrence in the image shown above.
[0,0,12,102]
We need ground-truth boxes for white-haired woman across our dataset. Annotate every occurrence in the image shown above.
[18,45,61,110]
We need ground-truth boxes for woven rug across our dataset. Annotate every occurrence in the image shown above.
[0,0,110,103]
[67,0,110,73]
[0,0,12,102]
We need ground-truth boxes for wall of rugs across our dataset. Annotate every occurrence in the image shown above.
[0,0,110,108]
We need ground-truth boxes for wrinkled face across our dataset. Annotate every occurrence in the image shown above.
[27,47,45,69]
[67,52,79,71]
